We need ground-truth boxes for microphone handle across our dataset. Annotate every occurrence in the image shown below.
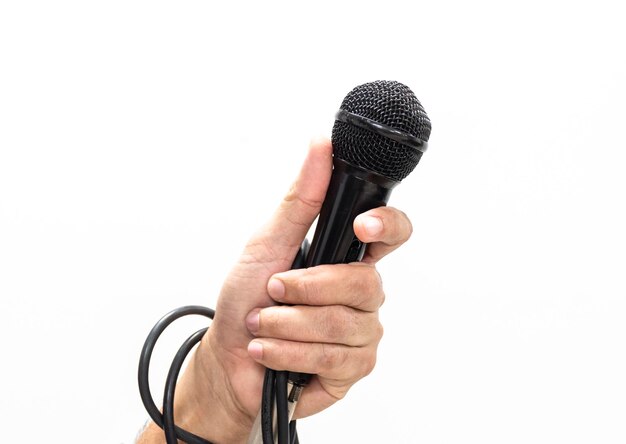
[247,159,400,444]
[289,157,398,387]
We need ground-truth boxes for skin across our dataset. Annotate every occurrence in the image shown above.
[138,137,413,443]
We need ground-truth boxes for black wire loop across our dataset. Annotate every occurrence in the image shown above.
[137,305,299,444]
[138,305,214,444]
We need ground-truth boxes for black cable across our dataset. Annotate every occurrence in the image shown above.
[261,369,276,444]
[163,328,207,444]
[276,371,290,444]
[139,305,303,444]
[139,305,300,444]
[289,420,299,444]
[138,305,214,444]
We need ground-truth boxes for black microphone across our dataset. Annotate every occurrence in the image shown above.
[253,80,432,444]
[305,80,432,268]
[285,81,431,392]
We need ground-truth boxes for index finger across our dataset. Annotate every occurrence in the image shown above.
[353,206,413,264]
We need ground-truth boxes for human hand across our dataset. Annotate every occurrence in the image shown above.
[138,137,413,443]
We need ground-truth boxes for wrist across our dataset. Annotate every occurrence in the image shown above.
[137,331,254,444]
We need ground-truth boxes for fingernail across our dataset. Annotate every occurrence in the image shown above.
[245,309,260,334]
[248,341,263,360]
[267,278,285,300]
[362,216,383,236]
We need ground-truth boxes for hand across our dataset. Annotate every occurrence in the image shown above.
[138,137,413,443]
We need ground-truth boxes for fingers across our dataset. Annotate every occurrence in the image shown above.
[245,304,383,347]
[244,137,333,265]
[247,339,377,383]
[353,206,413,264]
[244,260,384,392]
[267,263,385,312]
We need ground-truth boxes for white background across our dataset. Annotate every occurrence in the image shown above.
[1,1,625,443]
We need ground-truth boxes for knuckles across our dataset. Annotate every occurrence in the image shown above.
[360,349,378,377]
[319,343,350,373]
[352,265,385,310]
[317,344,378,383]
[320,306,381,346]
[373,321,384,343]
[320,306,357,343]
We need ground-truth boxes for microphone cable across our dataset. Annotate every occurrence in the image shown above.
[137,306,301,444]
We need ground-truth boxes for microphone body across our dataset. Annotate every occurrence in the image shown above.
[284,154,399,392]
[305,157,397,267]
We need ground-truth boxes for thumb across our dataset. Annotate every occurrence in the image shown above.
[245,137,333,267]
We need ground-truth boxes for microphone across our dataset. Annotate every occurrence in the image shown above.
[249,80,432,444]
[306,79,431,267]
[289,79,431,387]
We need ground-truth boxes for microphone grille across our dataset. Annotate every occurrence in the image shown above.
[331,80,431,182]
